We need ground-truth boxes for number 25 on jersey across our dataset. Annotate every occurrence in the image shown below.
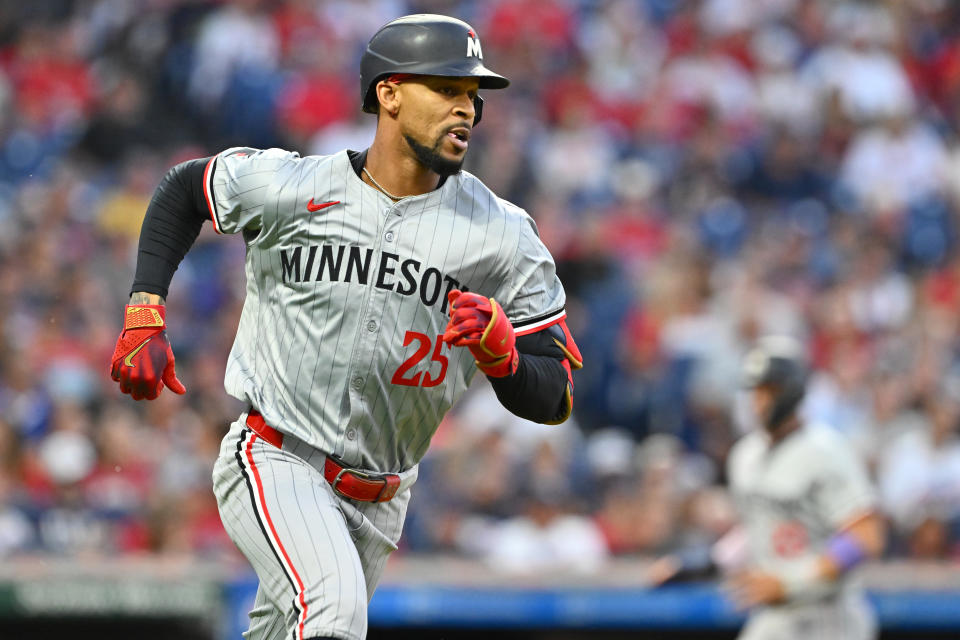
[391,331,450,387]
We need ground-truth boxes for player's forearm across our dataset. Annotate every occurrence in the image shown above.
[489,352,569,423]
[819,511,885,580]
[649,545,717,585]
[130,292,165,305]
[130,157,212,298]
[787,549,862,591]
[487,321,579,423]
[774,512,884,603]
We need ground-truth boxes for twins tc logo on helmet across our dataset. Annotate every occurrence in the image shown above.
[466,30,483,59]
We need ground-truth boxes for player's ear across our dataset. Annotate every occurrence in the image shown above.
[376,79,401,119]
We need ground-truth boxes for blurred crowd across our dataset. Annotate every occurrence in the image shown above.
[1,0,959,575]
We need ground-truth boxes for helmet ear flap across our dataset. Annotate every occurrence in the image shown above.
[473,95,483,126]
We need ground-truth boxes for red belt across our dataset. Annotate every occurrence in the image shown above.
[245,409,401,503]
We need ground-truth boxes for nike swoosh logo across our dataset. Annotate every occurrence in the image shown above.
[124,339,151,367]
[307,199,340,212]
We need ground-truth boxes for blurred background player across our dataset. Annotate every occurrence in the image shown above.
[650,336,885,640]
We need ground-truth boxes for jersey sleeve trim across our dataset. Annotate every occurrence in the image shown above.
[202,155,222,234]
[513,308,565,336]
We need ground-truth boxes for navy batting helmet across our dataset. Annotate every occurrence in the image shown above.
[360,14,510,126]
[742,336,809,430]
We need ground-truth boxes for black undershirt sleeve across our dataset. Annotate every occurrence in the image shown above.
[130,157,212,298]
[488,325,571,424]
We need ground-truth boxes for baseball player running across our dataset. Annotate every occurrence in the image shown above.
[108,14,582,640]
[650,336,884,640]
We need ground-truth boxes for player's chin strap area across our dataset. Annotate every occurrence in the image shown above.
[245,409,416,503]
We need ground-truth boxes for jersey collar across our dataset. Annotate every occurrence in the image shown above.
[346,148,453,202]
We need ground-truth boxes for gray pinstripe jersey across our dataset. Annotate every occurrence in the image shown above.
[728,423,876,600]
[202,147,566,473]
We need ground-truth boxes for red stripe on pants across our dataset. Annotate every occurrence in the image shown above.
[245,433,309,640]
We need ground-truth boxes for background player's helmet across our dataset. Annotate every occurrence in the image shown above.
[360,14,510,126]
[742,336,809,431]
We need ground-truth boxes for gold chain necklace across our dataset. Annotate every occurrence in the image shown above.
[362,167,411,201]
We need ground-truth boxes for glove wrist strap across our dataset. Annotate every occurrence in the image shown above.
[123,305,166,331]
[475,348,519,377]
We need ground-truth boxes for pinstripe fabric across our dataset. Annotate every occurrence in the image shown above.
[238,429,309,640]
[205,148,566,473]
[244,586,288,640]
[214,417,408,640]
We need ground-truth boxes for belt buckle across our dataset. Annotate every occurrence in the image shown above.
[329,467,356,499]
[330,465,400,503]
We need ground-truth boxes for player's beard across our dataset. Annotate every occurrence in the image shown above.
[404,132,464,177]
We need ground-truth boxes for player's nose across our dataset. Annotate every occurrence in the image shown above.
[452,94,474,121]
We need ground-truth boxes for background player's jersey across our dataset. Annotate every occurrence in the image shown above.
[727,424,876,600]
[203,147,566,473]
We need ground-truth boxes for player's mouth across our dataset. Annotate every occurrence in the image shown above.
[446,126,470,152]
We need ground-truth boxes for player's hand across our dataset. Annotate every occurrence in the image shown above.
[110,305,186,400]
[442,289,518,378]
[645,555,682,587]
[724,569,786,609]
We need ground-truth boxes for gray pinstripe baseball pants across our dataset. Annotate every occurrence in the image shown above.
[212,416,410,640]
[738,591,877,640]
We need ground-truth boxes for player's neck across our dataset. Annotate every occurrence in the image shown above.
[766,414,802,445]
[363,135,440,199]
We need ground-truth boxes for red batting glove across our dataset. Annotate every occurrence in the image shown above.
[110,305,186,400]
[442,289,519,378]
